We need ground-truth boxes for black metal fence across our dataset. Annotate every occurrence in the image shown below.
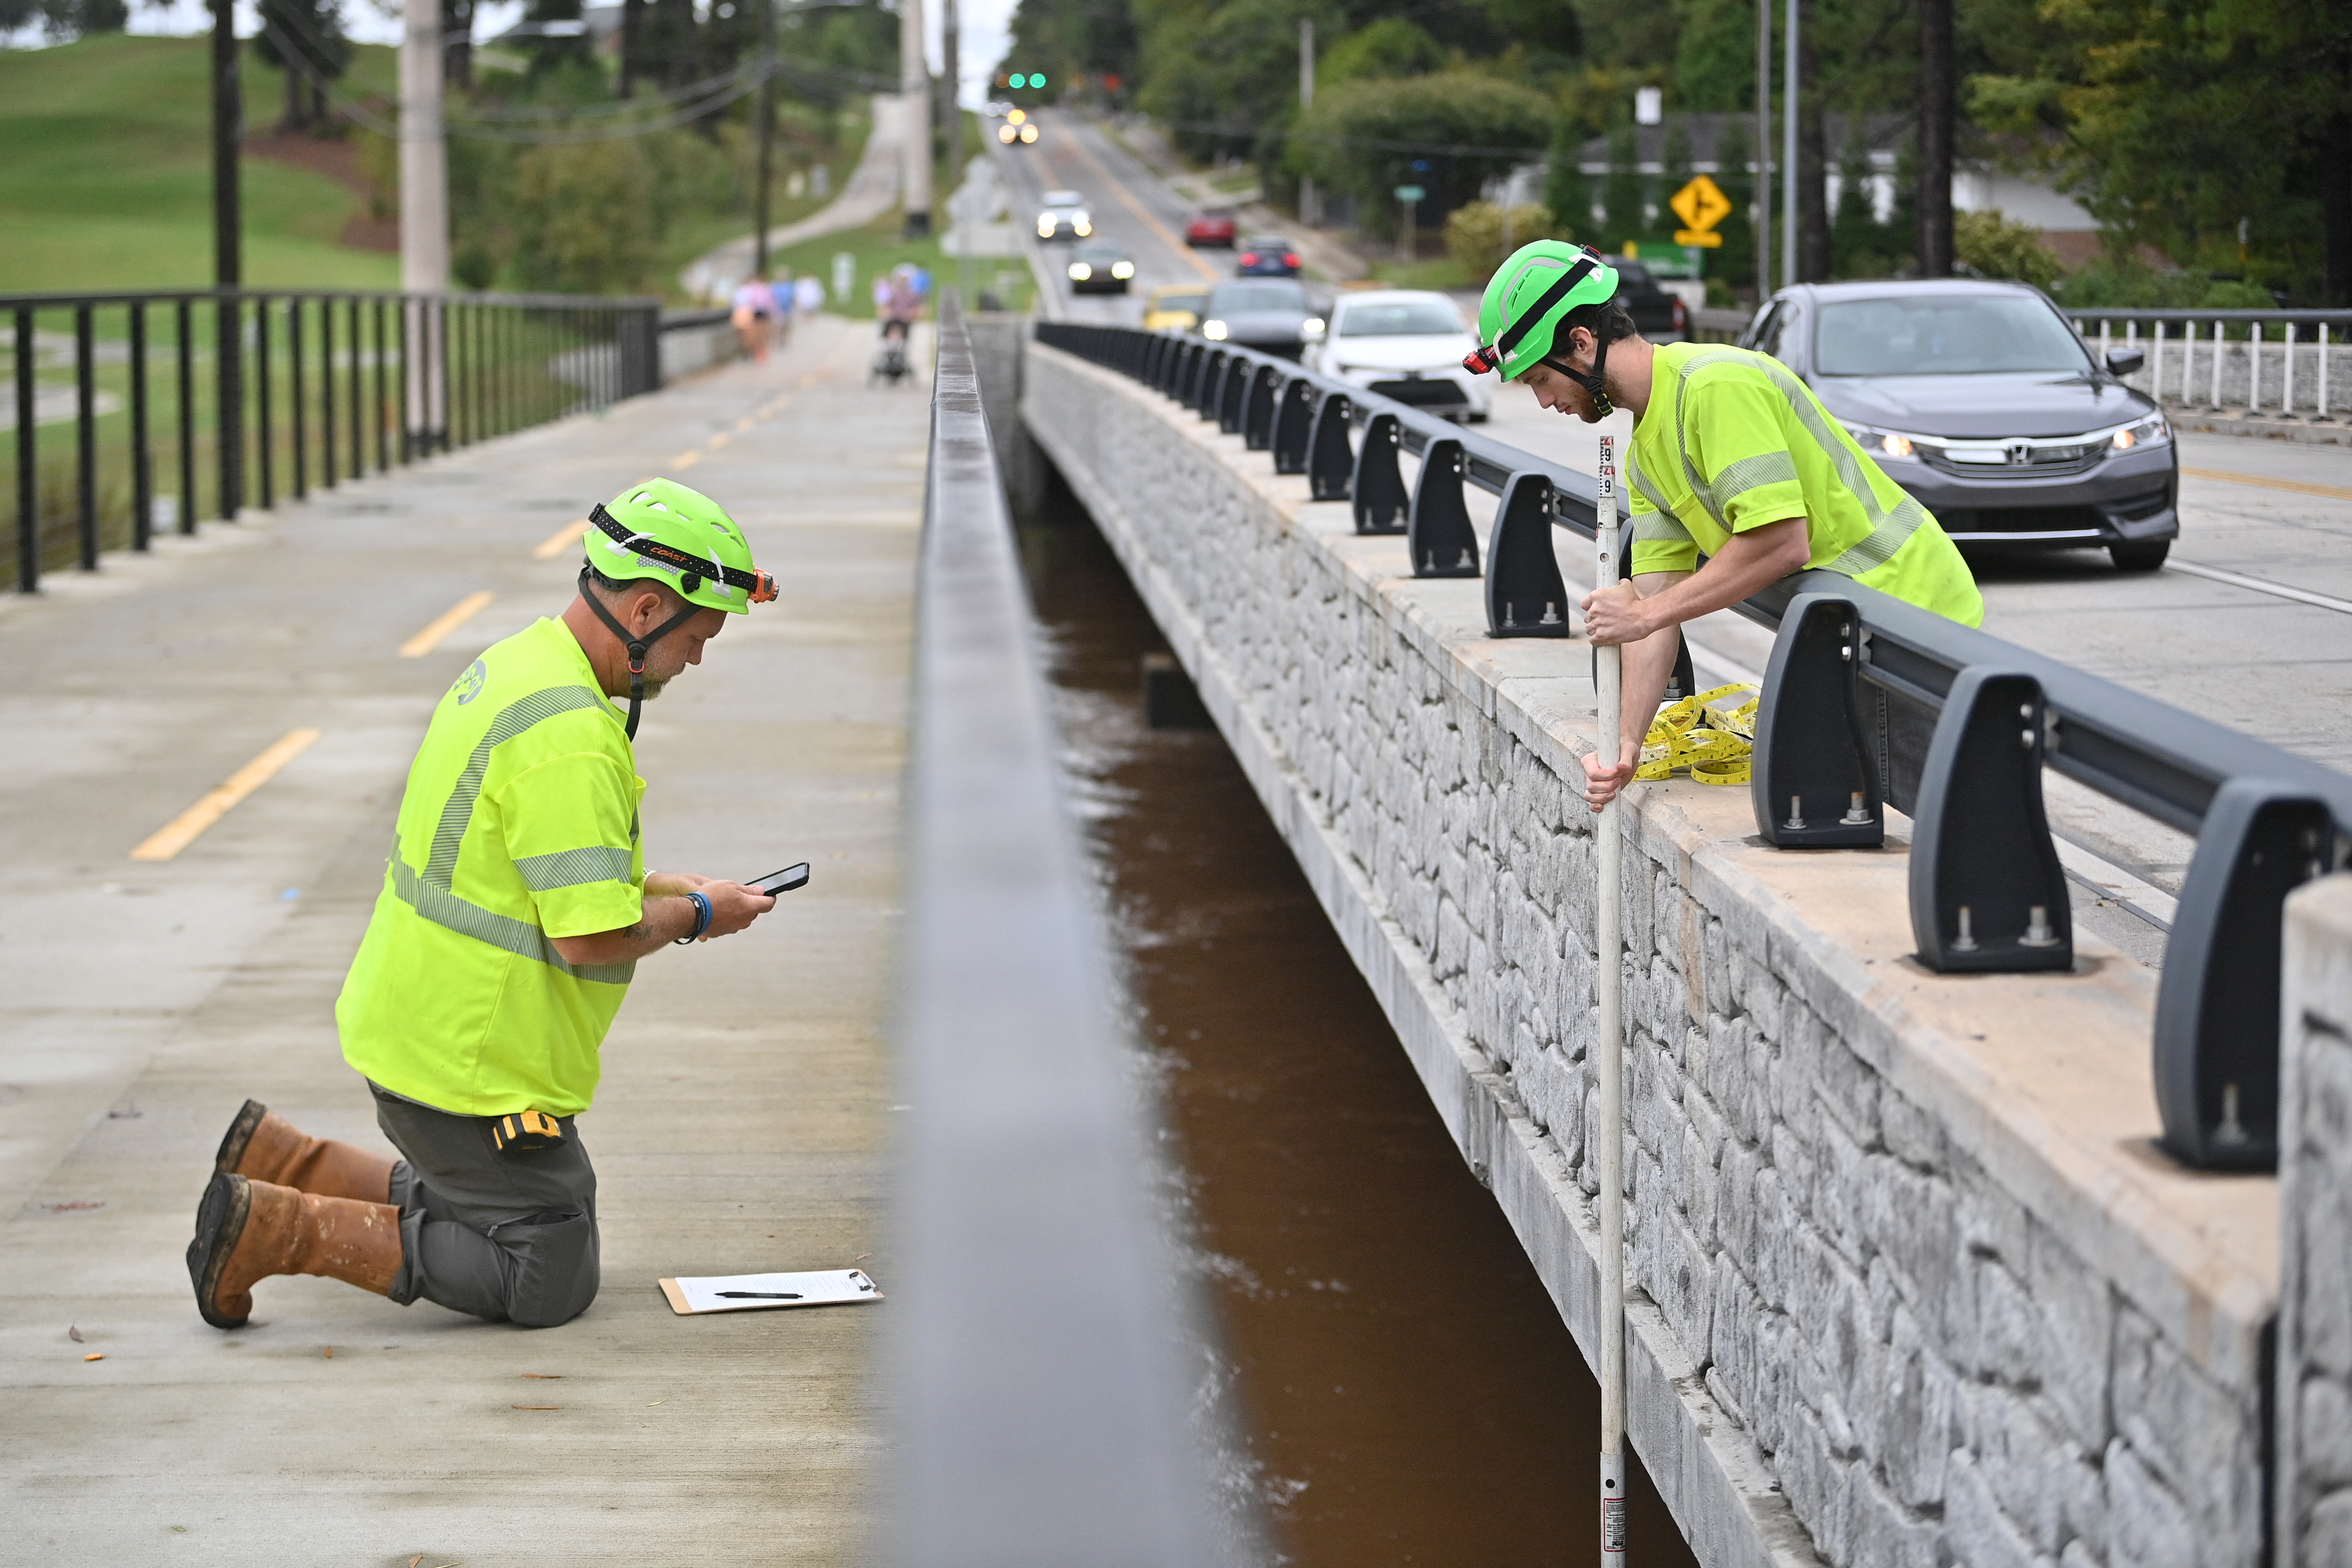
[1034,318,2352,1175]
[5,288,663,593]
[890,297,1228,1563]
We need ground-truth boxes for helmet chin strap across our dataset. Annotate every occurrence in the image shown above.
[578,566,703,740]
[1544,330,1615,419]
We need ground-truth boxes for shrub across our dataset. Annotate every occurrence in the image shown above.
[510,139,662,295]
[1445,201,1570,279]
[1954,208,2061,290]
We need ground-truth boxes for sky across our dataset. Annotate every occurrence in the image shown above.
[4,0,1017,107]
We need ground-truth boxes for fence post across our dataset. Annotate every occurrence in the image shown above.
[74,302,96,570]
[618,303,661,398]
[131,302,151,552]
[14,306,35,592]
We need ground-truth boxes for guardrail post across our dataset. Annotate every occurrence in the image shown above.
[1351,411,1407,532]
[1307,390,1353,500]
[1242,364,1280,450]
[1409,435,1479,577]
[2154,779,2335,1170]
[1272,377,1315,474]
[1216,356,1248,433]
[1750,593,1882,847]
[1908,667,2072,973]
[1485,472,1571,637]
[1192,349,1225,418]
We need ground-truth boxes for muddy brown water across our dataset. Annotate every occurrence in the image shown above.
[1018,481,1698,1568]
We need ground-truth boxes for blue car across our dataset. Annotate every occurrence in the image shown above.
[1235,235,1301,277]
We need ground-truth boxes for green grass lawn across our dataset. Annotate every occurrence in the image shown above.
[0,34,402,296]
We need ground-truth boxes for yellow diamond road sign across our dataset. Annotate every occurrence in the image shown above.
[1669,174,1733,234]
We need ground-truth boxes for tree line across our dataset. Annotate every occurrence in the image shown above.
[1001,0,2350,305]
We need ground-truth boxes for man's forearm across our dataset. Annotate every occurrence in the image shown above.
[550,895,698,966]
[1617,625,1683,754]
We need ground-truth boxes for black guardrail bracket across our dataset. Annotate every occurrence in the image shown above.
[1244,365,1281,451]
[1409,436,1480,578]
[1353,413,1407,534]
[1194,350,1225,418]
[1908,667,2072,973]
[1217,356,1249,434]
[1273,378,1316,474]
[1752,593,1883,848]
[1308,391,1354,501]
[2154,779,2336,1171]
[1485,473,1572,637]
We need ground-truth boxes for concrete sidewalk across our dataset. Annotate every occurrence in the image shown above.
[0,313,930,1562]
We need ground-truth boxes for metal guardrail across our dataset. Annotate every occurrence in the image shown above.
[889,295,1225,1565]
[1034,318,2352,1173]
[2063,308,2352,423]
[4,287,664,594]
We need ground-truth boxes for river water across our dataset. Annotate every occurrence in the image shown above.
[1018,481,1699,1568]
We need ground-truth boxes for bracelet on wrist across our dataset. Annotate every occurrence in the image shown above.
[672,890,713,945]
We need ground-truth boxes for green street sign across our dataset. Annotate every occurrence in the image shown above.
[1394,185,1426,203]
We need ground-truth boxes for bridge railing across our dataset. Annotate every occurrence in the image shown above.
[2061,308,2352,422]
[887,295,1227,1565]
[1034,318,2352,1174]
[3,287,665,594]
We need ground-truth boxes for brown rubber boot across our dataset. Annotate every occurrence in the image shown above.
[187,1172,403,1329]
[213,1099,395,1204]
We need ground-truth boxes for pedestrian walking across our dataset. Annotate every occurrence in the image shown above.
[187,480,784,1331]
[795,274,823,317]
[731,274,777,363]
[770,270,796,348]
[1463,240,1984,811]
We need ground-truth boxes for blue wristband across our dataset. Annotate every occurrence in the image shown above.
[673,890,713,945]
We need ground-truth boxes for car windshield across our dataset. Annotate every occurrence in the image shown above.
[1078,245,1127,261]
[1154,291,1209,313]
[1243,237,1290,250]
[1043,191,1081,207]
[1815,294,2091,376]
[1210,282,1306,314]
[1339,300,1464,337]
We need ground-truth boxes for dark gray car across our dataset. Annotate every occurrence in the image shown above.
[1199,279,1321,360]
[1741,279,2177,570]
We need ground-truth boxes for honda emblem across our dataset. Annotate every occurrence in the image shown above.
[2006,440,2034,466]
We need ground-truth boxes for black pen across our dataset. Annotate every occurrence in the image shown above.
[715,1290,802,1299]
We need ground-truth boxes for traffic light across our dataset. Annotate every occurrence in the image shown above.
[996,70,1047,90]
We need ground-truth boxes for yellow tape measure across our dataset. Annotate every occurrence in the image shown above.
[1637,684,1759,786]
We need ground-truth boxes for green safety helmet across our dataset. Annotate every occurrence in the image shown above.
[1464,240,1624,413]
[577,478,775,739]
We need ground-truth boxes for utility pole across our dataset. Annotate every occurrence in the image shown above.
[940,0,961,199]
[753,0,777,278]
[1917,0,1955,276]
[1780,0,1798,288]
[1297,18,1317,228]
[401,0,450,452]
[899,0,931,238]
[1755,0,1770,299]
[210,0,242,519]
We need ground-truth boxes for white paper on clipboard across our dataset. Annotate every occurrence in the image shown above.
[659,1268,883,1315]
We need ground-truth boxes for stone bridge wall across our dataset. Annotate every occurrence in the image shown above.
[1017,339,2281,1568]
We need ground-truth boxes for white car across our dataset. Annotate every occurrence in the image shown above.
[1303,289,1491,421]
[1036,190,1092,241]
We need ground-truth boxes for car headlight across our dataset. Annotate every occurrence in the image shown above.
[1037,218,1056,237]
[1074,219,1093,237]
[1020,124,1038,143]
[1202,320,1228,341]
[2112,413,2170,451]
[1111,261,1134,279]
[998,125,1016,144]
[1069,263,1092,280]
[1843,423,1917,460]
[1302,317,1326,337]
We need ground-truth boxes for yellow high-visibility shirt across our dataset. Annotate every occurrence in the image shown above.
[1625,343,1984,626]
[338,617,645,1116]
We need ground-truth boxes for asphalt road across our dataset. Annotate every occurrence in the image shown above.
[997,111,2352,919]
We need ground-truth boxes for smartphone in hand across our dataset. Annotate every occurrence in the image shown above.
[745,863,811,897]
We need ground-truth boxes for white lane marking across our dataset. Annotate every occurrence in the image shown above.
[2167,559,2352,616]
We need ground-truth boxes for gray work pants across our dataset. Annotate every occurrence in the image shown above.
[370,1082,600,1328]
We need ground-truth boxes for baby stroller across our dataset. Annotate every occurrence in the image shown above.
[870,318,912,386]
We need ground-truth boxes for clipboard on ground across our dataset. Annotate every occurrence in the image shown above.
[658,1268,884,1315]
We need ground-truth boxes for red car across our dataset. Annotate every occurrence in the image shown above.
[1185,208,1237,247]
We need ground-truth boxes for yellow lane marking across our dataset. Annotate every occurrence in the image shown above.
[130,728,322,862]
[707,430,731,450]
[531,519,589,560]
[672,449,702,470]
[1052,116,1221,284]
[2180,466,2352,503]
[398,590,496,658]
[735,416,756,432]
